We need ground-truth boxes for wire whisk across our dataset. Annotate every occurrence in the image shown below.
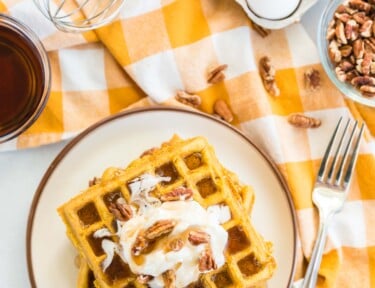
[33,0,125,32]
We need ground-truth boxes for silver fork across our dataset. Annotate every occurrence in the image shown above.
[301,118,364,288]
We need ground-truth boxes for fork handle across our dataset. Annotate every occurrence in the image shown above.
[302,220,329,288]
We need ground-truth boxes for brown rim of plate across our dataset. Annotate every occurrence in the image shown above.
[26,106,298,288]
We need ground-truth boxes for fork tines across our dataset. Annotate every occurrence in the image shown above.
[317,118,364,188]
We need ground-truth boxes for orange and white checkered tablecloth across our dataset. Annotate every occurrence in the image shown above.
[1,0,375,287]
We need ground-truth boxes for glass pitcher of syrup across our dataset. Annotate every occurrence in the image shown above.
[0,14,50,143]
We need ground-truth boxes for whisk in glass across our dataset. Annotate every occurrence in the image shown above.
[33,0,125,32]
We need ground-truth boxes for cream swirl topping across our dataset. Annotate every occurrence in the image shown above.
[118,201,229,288]
[98,200,229,288]
[96,173,230,287]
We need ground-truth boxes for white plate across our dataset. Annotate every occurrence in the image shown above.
[27,107,297,288]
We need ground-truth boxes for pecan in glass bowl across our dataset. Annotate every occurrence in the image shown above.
[318,0,375,107]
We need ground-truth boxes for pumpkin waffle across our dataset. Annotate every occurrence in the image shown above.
[75,167,256,288]
[59,135,276,288]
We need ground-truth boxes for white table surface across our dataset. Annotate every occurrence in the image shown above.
[0,1,325,287]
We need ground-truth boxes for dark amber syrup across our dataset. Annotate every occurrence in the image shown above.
[0,24,44,136]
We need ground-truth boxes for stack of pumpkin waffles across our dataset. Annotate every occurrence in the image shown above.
[58,135,276,288]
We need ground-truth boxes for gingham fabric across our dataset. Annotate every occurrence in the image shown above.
[2,0,375,287]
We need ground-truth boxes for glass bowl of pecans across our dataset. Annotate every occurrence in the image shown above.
[318,0,375,107]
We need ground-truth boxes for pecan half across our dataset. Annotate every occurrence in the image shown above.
[166,237,184,252]
[335,12,351,23]
[339,60,355,72]
[360,19,373,37]
[207,64,227,84]
[304,68,321,91]
[160,187,193,202]
[341,5,357,15]
[108,197,133,222]
[349,0,372,13]
[353,39,365,58]
[198,246,217,272]
[132,231,148,256]
[145,220,176,240]
[340,45,353,57]
[328,40,342,63]
[364,38,375,52]
[361,52,373,74]
[327,22,336,41]
[351,75,375,86]
[213,99,234,123]
[259,56,280,96]
[175,90,201,108]
[360,84,375,96]
[353,11,368,24]
[336,20,348,44]
[287,114,321,129]
[259,56,275,81]
[162,269,176,288]
[345,19,359,41]
[188,230,211,245]
[335,4,347,14]
[335,66,348,82]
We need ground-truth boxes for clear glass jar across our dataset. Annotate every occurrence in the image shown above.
[0,14,51,143]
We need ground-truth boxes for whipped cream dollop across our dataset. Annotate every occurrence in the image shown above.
[118,201,229,288]
[96,173,230,287]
